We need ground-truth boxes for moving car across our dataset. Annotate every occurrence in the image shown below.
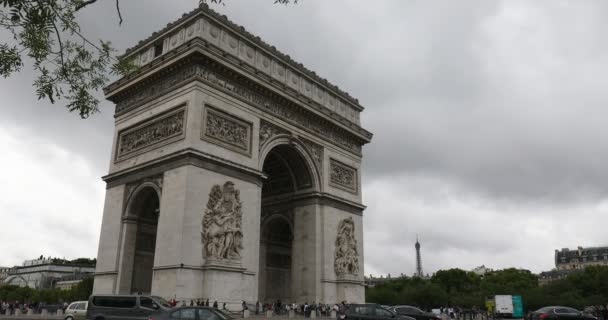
[148,306,233,320]
[529,306,598,320]
[86,295,172,320]
[347,304,416,320]
[65,301,88,320]
[391,306,441,320]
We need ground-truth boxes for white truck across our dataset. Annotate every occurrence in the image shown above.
[494,295,514,318]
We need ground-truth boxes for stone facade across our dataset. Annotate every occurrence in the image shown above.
[93,4,371,307]
[3,259,95,289]
[555,246,608,270]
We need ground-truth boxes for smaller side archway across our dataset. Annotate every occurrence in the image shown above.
[119,183,161,294]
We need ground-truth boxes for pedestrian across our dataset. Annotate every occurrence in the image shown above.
[256,301,260,315]
[223,302,227,310]
[213,300,218,309]
[338,301,347,320]
[243,300,248,312]
[206,299,210,307]
[190,300,194,306]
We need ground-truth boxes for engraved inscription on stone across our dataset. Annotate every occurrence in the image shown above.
[201,181,244,261]
[330,159,357,193]
[203,106,252,155]
[334,217,359,276]
[116,107,185,161]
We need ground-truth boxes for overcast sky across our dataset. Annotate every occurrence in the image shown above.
[1,0,607,276]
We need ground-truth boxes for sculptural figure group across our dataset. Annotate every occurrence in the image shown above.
[334,217,360,275]
[201,181,244,260]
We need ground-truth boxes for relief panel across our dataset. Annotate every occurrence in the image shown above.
[202,105,253,156]
[115,106,186,162]
[329,158,358,194]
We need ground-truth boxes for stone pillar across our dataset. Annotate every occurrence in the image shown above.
[244,309,250,318]
[116,219,138,293]
[289,310,295,318]
[93,184,126,294]
[266,310,273,318]
[331,310,337,318]
[41,309,48,317]
[292,204,321,302]
[57,308,64,316]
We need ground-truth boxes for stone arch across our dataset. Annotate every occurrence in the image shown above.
[4,275,28,287]
[118,182,161,294]
[259,135,322,194]
[124,182,162,217]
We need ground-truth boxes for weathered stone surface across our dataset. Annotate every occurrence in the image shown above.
[94,4,370,305]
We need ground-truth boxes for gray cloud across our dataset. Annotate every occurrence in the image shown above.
[1,0,607,275]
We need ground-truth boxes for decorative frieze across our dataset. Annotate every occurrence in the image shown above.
[114,61,365,156]
[334,217,359,276]
[301,138,323,177]
[201,181,244,261]
[116,106,186,161]
[202,106,252,156]
[259,120,289,151]
[330,159,357,193]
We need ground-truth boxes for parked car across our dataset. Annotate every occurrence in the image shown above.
[65,301,88,320]
[391,306,441,320]
[86,295,172,320]
[347,304,416,320]
[148,306,234,320]
[529,306,598,320]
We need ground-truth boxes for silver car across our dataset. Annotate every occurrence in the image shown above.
[65,301,88,320]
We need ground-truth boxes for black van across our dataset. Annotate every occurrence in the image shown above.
[86,295,172,320]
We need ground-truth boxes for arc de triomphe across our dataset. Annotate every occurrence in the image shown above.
[93,4,372,305]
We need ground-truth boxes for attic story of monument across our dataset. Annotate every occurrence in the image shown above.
[92,4,372,305]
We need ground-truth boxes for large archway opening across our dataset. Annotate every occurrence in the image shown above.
[259,144,315,302]
[129,186,160,294]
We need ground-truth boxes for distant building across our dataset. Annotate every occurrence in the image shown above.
[364,273,406,287]
[555,246,608,270]
[415,236,424,278]
[536,245,608,285]
[0,266,12,284]
[472,265,493,277]
[3,258,95,289]
[538,269,579,286]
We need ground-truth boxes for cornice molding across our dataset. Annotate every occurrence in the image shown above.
[107,46,370,156]
[115,4,364,116]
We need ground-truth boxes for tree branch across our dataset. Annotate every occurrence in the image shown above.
[115,0,123,25]
[74,0,98,11]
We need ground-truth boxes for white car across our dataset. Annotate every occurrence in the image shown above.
[64,301,88,320]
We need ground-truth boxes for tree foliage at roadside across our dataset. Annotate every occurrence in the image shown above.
[366,266,608,312]
[0,276,93,303]
[0,0,296,118]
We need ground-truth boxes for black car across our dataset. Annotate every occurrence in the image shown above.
[391,306,440,320]
[347,304,416,320]
[529,306,598,320]
[148,306,233,320]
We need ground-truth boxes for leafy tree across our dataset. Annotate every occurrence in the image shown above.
[0,0,295,118]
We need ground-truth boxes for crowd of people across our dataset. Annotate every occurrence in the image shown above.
[0,300,69,315]
[242,300,349,318]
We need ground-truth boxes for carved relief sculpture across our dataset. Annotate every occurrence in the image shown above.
[116,107,185,160]
[330,159,357,193]
[203,106,252,155]
[334,217,359,276]
[201,181,244,261]
[259,120,289,151]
